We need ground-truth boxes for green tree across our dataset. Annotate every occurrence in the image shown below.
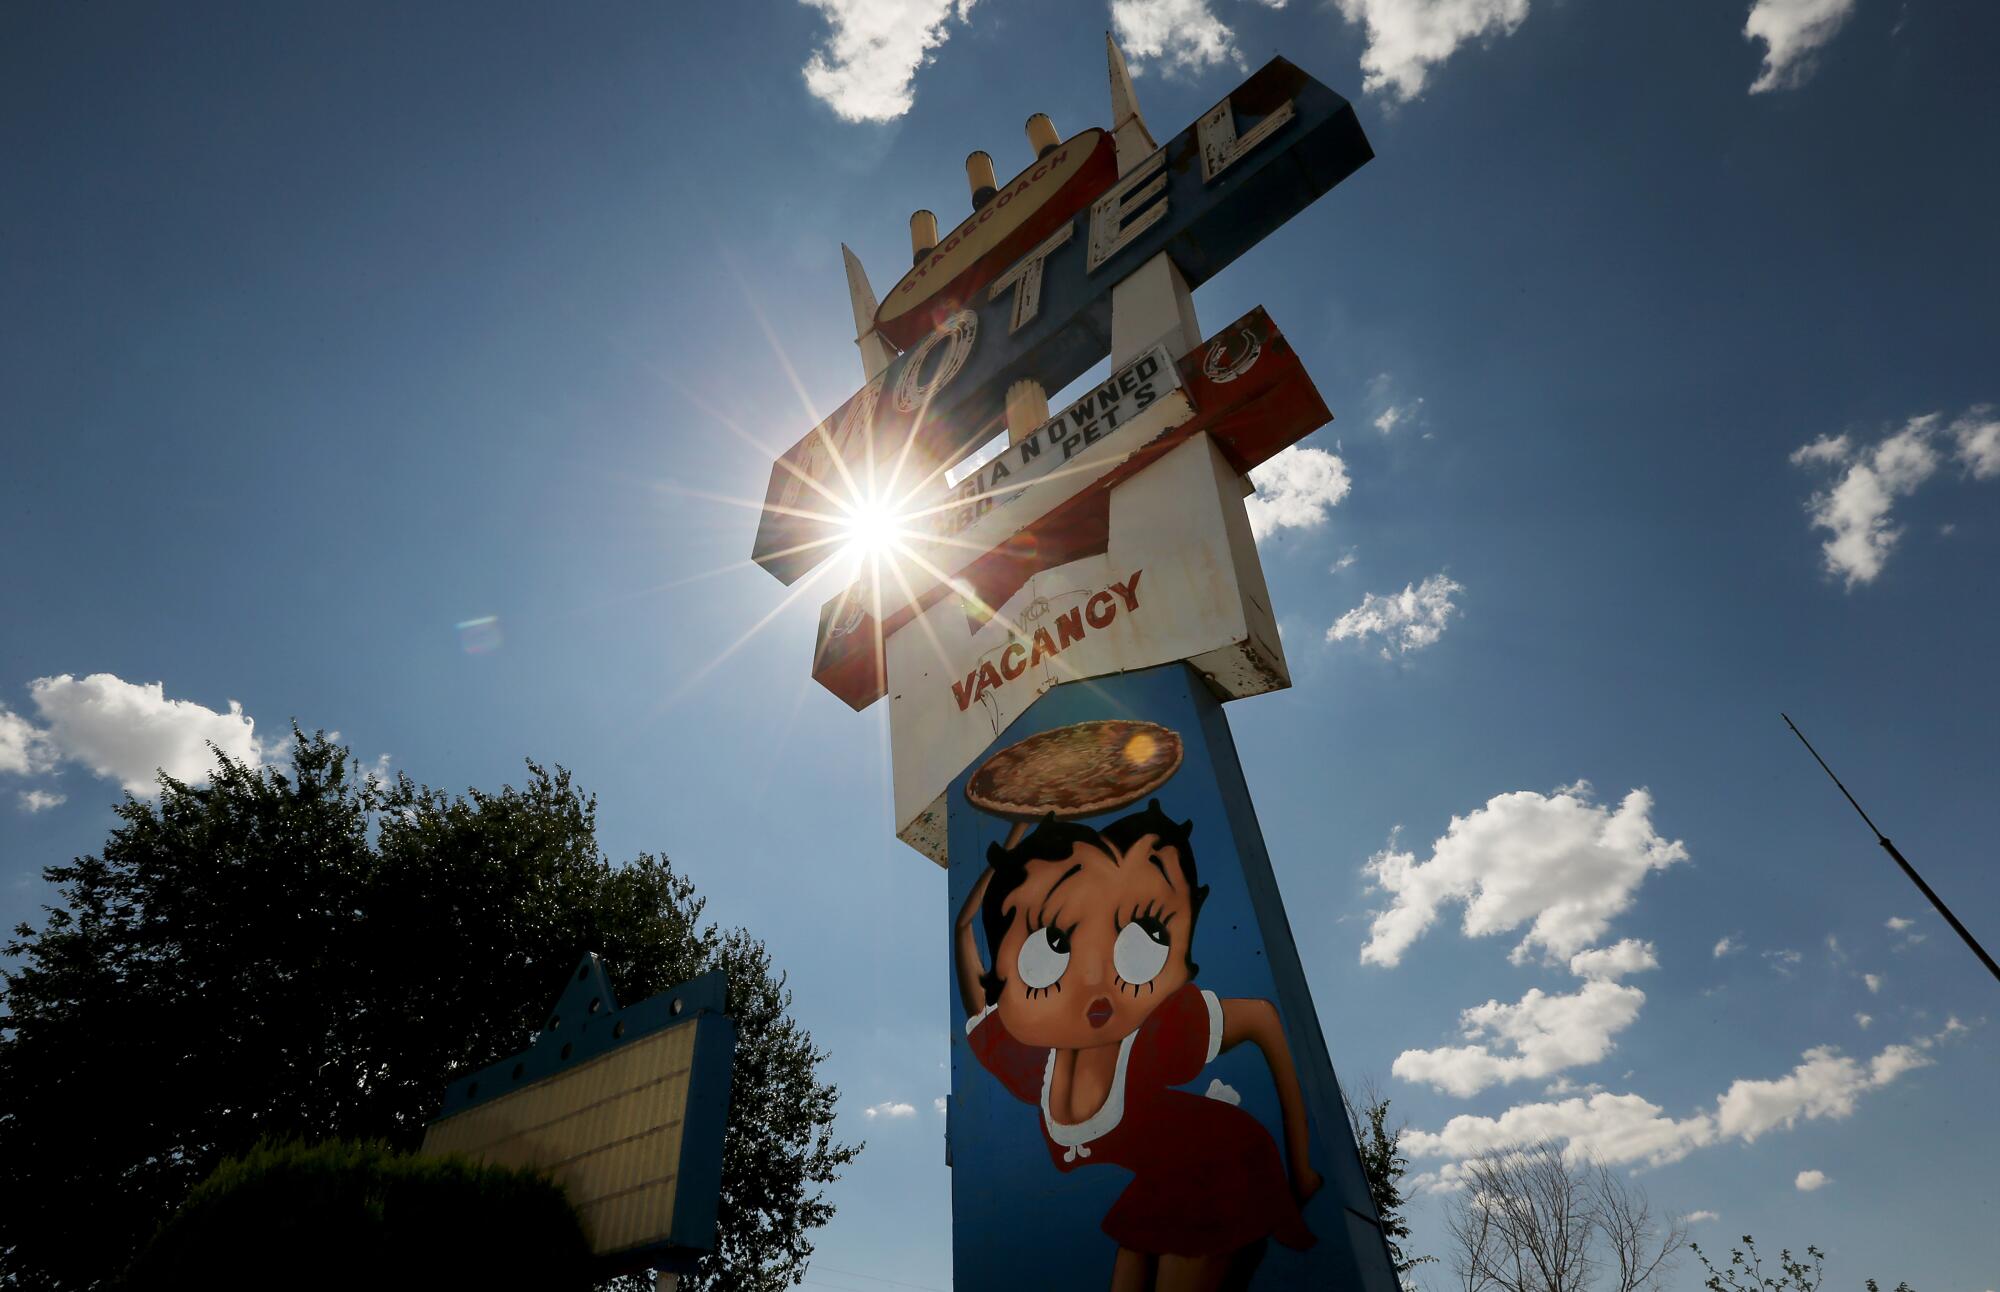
[1345,1079,1433,1286]
[0,732,857,1290]
[126,1138,594,1289]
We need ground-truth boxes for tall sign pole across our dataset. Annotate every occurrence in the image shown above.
[754,38,1397,1290]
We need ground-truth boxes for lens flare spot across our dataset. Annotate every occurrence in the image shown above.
[456,615,503,654]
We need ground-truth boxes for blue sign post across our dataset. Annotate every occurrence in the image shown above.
[946,666,1395,1290]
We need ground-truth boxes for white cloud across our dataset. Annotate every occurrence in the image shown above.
[933,1096,947,1114]
[1854,1012,1872,1029]
[1789,412,1999,588]
[1333,0,1531,102]
[1247,445,1352,540]
[1951,408,2000,478]
[1686,1210,1720,1224]
[25,673,276,796]
[1361,783,1686,968]
[1713,934,1740,958]
[1406,1091,1715,1182]
[1794,1168,1831,1191]
[1328,573,1463,656]
[1885,914,1927,950]
[18,788,66,813]
[1789,434,1851,465]
[1765,948,1803,975]
[1331,548,1359,572]
[1111,0,1242,74]
[1372,382,1425,434]
[0,707,55,777]
[1394,980,1649,1097]
[863,1100,917,1119]
[1404,1039,1930,1187]
[1714,1043,1928,1141]
[1864,972,1882,993]
[1806,416,1939,586]
[1569,939,1659,982]
[1745,0,1858,93]
[799,0,975,123]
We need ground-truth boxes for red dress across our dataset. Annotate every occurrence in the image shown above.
[968,982,1316,1256]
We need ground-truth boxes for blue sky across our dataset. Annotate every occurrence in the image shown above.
[4,2,1997,1289]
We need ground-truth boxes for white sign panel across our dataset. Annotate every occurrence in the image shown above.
[927,345,1182,540]
[887,433,1288,863]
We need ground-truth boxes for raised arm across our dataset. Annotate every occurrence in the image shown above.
[1220,997,1323,1203]
[956,869,994,1017]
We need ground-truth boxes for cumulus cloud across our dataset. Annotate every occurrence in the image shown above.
[863,1100,917,1119]
[1951,407,2000,478]
[1394,980,1649,1097]
[1715,1043,1928,1141]
[1112,0,1243,73]
[0,707,55,777]
[1745,0,1858,93]
[799,0,975,123]
[1406,1090,1713,1181]
[1713,934,1741,958]
[1333,0,1532,102]
[1361,783,1686,968]
[1247,445,1352,540]
[1569,939,1659,982]
[1864,972,1882,993]
[1795,1168,1830,1191]
[1790,408,1999,588]
[18,788,66,813]
[1328,573,1463,656]
[933,1096,947,1114]
[19,674,276,796]
[1404,1038,1931,1188]
[1686,1210,1720,1223]
[1794,415,1939,587]
[1855,1012,1872,1029]
[1885,916,1913,932]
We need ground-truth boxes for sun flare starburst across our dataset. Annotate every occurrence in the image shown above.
[837,495,906,565]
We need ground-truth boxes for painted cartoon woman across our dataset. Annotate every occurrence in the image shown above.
[955,801,1322,1292]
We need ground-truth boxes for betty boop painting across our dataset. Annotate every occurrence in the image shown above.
[954,797,1323,1292]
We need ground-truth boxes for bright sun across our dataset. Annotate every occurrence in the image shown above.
[839,497,902,564]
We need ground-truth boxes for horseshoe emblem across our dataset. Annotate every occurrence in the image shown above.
[1202,326,1263,384]
[825,593,867,641]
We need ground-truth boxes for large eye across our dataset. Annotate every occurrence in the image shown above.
[1114,917,1171,986]
[1016,926,1071,991]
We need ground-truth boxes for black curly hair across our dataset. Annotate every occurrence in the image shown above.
[978,800,1209,1007]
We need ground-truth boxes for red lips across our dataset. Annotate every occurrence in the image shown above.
[1086,997,1115,1028]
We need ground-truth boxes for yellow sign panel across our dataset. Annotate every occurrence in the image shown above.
[420,960,735,1270]
[423,1021,697,1254]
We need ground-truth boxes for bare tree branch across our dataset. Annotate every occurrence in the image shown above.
[1441,1139,1686,1292]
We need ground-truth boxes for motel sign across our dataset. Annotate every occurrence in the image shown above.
[753,36,1399,1292]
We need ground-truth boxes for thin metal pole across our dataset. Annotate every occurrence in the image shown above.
[1782,713,2000,986]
